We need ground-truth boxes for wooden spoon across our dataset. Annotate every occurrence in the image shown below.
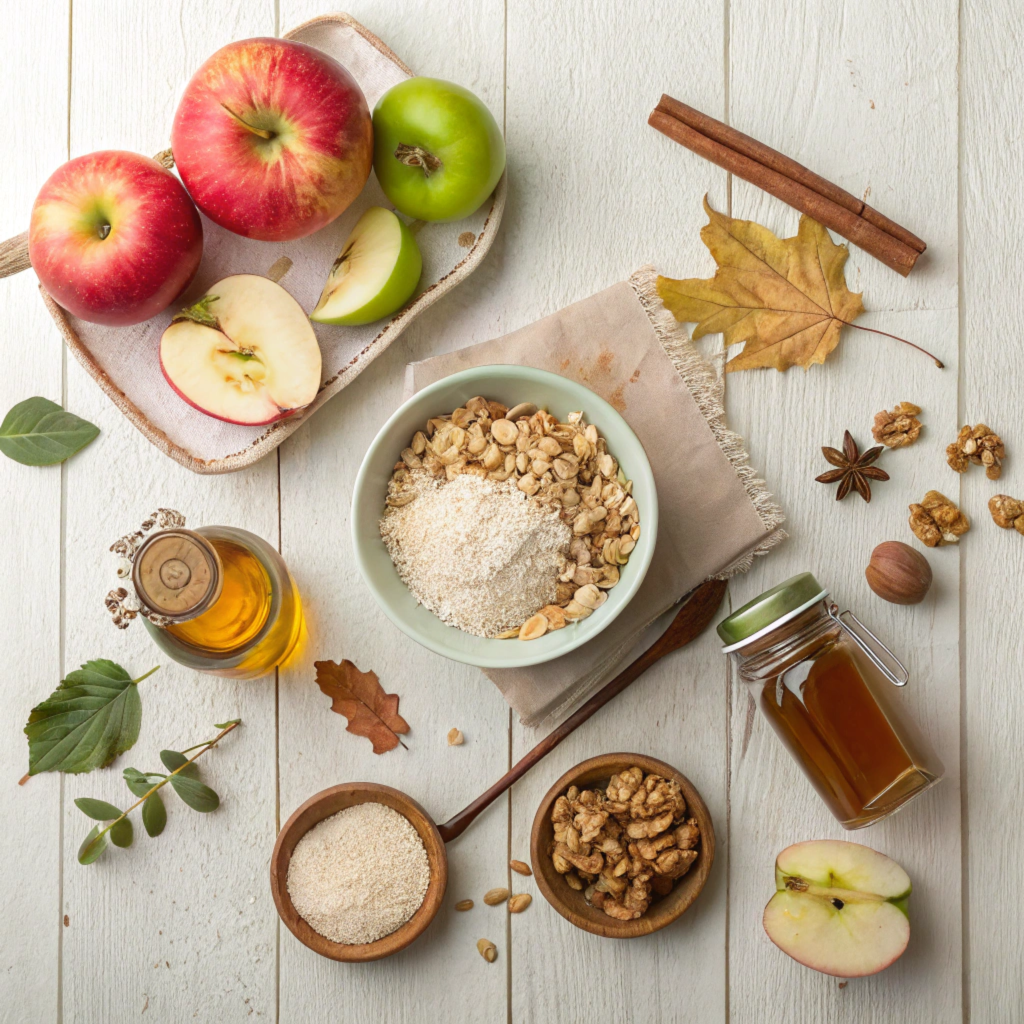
[436,577,728,842]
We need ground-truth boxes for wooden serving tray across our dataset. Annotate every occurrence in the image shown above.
[37,14,506,474]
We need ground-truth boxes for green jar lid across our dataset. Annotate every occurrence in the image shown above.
[717,572,828,648]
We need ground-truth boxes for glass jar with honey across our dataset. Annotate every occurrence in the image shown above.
[130,526,302,679]
[719,572,943,829]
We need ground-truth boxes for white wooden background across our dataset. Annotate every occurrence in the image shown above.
[1,1,1020,1021]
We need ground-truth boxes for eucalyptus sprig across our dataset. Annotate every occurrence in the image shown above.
[75,719,240,865]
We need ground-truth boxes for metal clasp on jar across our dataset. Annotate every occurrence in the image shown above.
[826,603,909,686]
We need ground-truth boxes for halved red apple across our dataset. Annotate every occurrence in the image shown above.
[160,275,321,425]
[763,839,911,978]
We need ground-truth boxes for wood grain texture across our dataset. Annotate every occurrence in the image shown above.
[275,2,510,1021]
[0,2,68,1021]
[725,0,961,1020]
[502,3,730,1018]
[59,2,281,1022]
[961,0,1024,1018]
[5,0,1023,1018]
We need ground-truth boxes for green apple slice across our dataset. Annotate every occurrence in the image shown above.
[763,839,911,978]
[310,206,422,326]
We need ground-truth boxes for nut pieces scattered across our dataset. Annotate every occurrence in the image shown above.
[548,767,700,921]
[815,431,889,503]
[872,402,923,449]
[387,397,640,638]
[483,887,510,906]
[510,859,532,876]
[508,893,532,913]
[989,495,1024,535]
[476,938,497,963]
[447,728,464,746]
[908,490,970,547]
[946,423,1005,480]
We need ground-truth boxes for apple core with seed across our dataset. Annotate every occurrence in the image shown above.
[311,206,422,326]
[160,275,322,426]
[763,839,911,978]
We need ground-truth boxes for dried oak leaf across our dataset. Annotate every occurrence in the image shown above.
[657,196,864,372]
[314,660,410,754]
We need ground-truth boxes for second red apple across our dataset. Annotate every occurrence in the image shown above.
[171,37,373,242]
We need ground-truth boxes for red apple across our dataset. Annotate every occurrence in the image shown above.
[29,151,203,327]
[160,275,322,426]
[170,38,373,242]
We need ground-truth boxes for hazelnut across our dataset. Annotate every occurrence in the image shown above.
[865,541,932,605]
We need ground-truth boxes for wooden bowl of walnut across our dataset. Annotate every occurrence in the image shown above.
[530,753,715,938]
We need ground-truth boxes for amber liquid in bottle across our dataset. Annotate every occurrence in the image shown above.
[165,539,273,653]
[759,638,938,828]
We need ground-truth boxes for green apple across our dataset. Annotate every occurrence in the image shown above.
[372,77,505,222]
[763,840,911,978]
[310,206,422,326]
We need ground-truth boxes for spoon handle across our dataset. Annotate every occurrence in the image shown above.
[436,578,727,843]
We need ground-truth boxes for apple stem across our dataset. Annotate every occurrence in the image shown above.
[394,143,442,178]
[221,104,275,141]
[785,876,887,904]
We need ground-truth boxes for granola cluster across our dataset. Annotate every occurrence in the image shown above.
[548,767,700,921]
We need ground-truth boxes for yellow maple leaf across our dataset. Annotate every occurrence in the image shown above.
[659,197,867,372]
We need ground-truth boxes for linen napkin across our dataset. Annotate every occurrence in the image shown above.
[406,267,785,727]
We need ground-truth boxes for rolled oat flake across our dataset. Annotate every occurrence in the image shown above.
[287,802,431,945]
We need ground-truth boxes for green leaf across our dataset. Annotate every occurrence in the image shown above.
[142,792,167,837]
[171,293,220,328]
[110,817,133,848]
[0,397,99,466]
[24,661,155,776]
[74,797,123,821]
[123,767,162,798]
[78,825,108,865]
[160,750,199,778]
[213,720,241,730]
[170,775,219,812]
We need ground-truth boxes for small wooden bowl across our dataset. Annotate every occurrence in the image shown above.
[270,782,448,962]
[530,753,715,939]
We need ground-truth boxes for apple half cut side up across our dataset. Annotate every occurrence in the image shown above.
[310,206,422,326]
[160,275,322,426]
[763,839,912,978]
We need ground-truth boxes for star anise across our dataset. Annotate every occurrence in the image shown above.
[816,431,889,502]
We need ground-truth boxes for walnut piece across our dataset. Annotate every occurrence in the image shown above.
[548,767,699,922]
[908,490,970,547]
[872,402,923,448]
[989,495,1024,535]
[946,423,1005,480]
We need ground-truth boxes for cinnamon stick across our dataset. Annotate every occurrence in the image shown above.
[648,98,925,276]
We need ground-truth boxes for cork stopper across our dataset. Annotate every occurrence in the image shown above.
[131,529,222,622]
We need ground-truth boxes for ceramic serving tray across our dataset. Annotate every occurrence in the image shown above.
[38,13,506,474]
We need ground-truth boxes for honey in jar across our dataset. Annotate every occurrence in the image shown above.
[132,526,302,679]
[719,572,943,829]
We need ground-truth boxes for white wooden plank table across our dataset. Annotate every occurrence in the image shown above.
[1,1,1020,1021]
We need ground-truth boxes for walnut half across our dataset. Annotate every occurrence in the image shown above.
[909,490,970,547]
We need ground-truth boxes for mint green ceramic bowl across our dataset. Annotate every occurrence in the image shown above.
[351,365,658,668]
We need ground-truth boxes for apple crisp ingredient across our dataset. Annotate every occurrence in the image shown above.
[286,802,430,945]
[384,398,641,639]
[380,471,571,638]
[549,768,700,921]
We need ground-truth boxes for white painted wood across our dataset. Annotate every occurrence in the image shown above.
[0,2,68,1021]
[725,0,962,1020]
[275,2,511,1021]
[502,2,729,1021]
[6,0,1024,1018]
[59,3,281,1022]
[961,0,1024,1019]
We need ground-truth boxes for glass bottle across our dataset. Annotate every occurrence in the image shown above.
[719,572,943,829]
[132,526,303,679]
